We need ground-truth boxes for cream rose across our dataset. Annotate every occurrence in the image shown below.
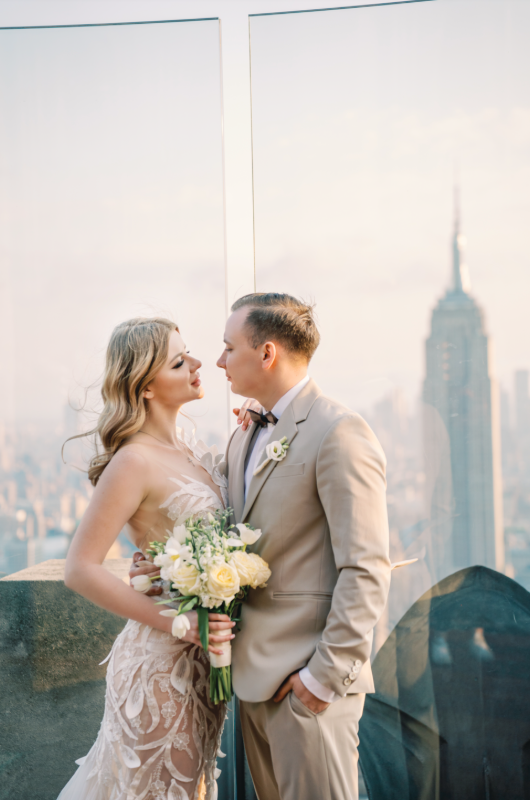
[171,564,201,596]
[230,551,271,589]
[206,561,240,603]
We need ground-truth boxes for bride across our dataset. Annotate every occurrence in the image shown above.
[58,317,254,800]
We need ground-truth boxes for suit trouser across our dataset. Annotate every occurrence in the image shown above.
[239,692,365,800]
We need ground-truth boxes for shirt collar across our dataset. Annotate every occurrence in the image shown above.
[270,375,310,421]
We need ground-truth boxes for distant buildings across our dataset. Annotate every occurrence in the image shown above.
[422,193,504,582]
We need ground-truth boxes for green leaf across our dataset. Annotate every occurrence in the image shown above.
[154,598,175,606]
[179,597,198,613]
[197,606,209,653]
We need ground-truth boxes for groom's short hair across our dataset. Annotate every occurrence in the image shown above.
[231,293,320,362]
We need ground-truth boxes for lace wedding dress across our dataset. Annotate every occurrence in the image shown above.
[57,432,228,800]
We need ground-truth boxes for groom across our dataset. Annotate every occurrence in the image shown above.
[218,293,390,800]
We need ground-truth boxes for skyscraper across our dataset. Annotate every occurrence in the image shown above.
[515,370,530,478]
[423,191,504,581]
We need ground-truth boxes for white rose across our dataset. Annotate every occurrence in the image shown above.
[206,562,240,603]
[235,523,262,545]
[265,440,285,462]
[131,574,152,593]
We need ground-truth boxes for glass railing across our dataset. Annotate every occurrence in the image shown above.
[0,17,237,800]
[0,18,228,576]
[249,1,530,796]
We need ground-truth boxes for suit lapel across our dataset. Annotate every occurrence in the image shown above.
[241,403,299,522]
[241,378,322,522]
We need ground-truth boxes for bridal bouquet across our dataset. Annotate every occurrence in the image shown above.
[145,509,271,704]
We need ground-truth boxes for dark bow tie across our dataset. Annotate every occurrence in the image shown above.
[247,409,278,428]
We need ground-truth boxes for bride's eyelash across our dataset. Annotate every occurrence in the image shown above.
[173,351,190,369]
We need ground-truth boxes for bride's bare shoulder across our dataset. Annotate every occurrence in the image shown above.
[101,442,153,480]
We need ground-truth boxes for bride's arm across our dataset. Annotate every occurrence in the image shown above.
[65,449,234,653]
[65,448,173,632]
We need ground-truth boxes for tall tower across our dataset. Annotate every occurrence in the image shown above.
[515,370,530,478]
[423,188,504,581]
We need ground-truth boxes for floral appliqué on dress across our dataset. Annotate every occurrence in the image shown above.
[57,433,228,800]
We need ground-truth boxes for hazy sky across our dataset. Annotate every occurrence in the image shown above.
[0,0,528,442]
[0,19,230,443]
[250,0,530,412]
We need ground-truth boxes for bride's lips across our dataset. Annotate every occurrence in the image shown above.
[191,374,201,387]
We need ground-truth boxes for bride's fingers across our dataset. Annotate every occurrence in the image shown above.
[233,406,252,430]
[208,646,225,655]
[208,614,232,622]
[233,399,258,431]
[132,563,160,576]
[239,398,256,431]
[208,621,235,630]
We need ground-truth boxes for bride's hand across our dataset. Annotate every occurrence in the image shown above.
[233,398,262,431]
[181,611,236,656]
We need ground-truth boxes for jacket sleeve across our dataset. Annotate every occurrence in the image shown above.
[306,413,391,696]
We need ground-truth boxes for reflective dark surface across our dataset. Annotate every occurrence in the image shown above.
[360,566,530,799]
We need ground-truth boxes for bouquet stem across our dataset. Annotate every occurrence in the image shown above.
[210,665,233,703]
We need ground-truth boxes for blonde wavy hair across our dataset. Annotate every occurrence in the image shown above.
[69,317,178,486]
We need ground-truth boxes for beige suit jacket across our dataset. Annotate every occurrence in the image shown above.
[227,379,391,703]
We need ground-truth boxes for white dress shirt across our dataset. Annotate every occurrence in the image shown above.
[243,375,310,499]
[243,375,337,704]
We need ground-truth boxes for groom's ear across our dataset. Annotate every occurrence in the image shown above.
[261,341,277,371]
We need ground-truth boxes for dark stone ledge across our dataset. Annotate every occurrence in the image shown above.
[0,559,130,800]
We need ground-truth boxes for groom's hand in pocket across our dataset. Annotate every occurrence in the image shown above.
[273,672,330,714]
[128,552,163,596]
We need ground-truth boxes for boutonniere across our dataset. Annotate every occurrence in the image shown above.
[253,437,289,476]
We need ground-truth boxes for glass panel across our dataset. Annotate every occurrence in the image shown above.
[250,1,530,796]
[0,20,227,575]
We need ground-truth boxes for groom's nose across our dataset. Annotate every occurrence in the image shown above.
[217,352,226,369]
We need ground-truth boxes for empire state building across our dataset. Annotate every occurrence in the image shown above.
[423,194,504,581]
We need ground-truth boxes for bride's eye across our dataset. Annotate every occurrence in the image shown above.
[173,351,190,369]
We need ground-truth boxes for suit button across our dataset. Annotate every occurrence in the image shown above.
[354,660,362,668]
[344,677,352,686]
[349,672,356,680]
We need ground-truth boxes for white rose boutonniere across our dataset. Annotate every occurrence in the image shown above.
[253,436,289,476]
